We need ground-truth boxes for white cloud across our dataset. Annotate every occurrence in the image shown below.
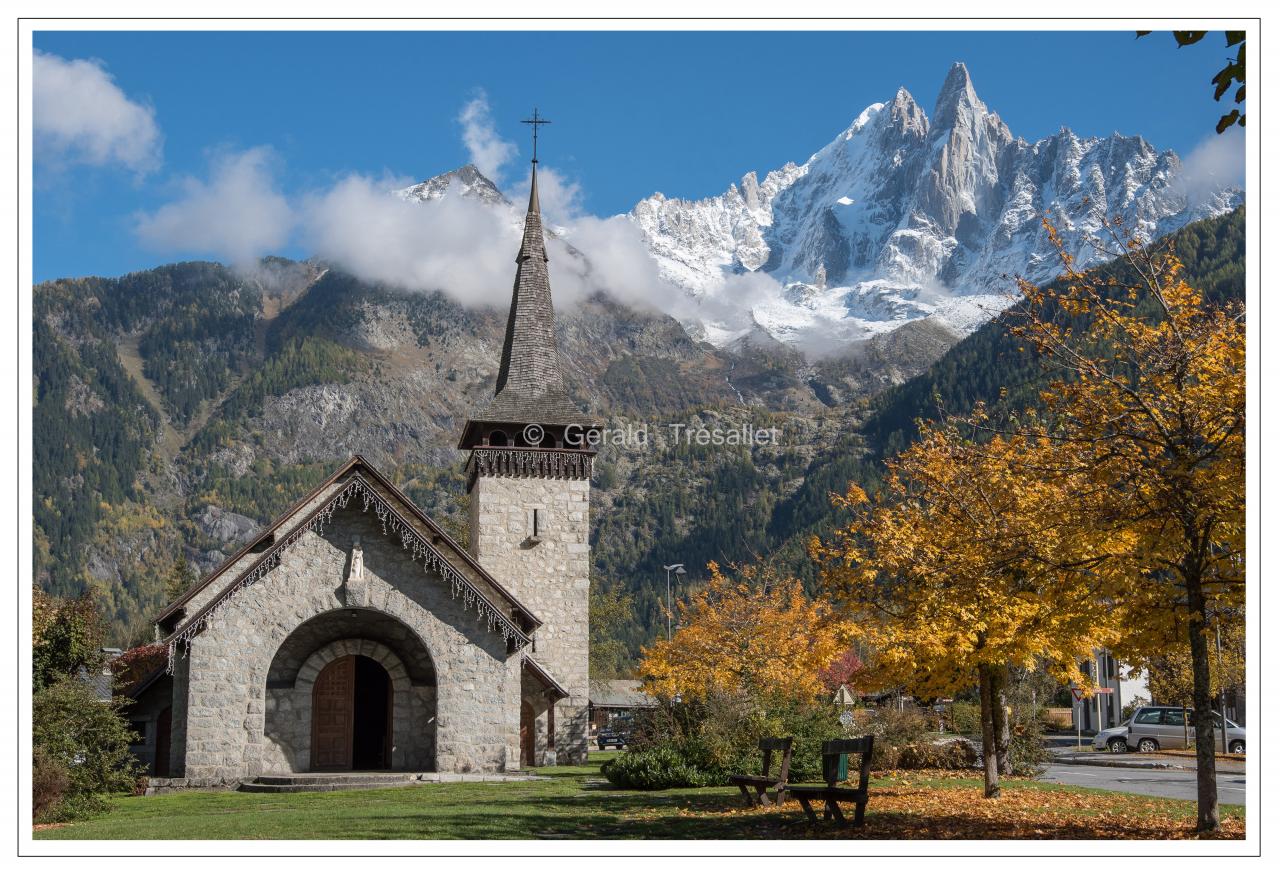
[300,174,520,307]
[117,86,764,346]
[33,50,162,173]
[459,91,517,184]
[134,147,294,267]
[1176,128,1245,207]
[297,163,696,319]
[550,213,687,311]
[509,164,583,224]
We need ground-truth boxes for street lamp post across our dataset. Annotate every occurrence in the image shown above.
[662,563,686,641]
[1215,618,1228,754]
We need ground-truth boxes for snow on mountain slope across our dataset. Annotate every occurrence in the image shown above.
[629,62,1243,348]
[396,163,511,207]
[629,162,807,295]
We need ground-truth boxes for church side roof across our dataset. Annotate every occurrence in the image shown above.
[469,164,586,428]
[155,455,541,648]
[522,655,569,701]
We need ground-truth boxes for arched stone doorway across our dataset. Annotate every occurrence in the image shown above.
[311,655,393,771]
[263,608,437,773]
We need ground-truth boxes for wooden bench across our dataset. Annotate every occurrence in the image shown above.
[729,736,794,807]
[783,736,875,827]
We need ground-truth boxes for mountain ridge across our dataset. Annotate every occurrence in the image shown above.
[628,62,1243,349]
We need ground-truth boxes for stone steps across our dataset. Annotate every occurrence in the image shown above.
[239,780,417,793]
[256,773,418,785]
[239,773,421,793]
[236,771,547,793]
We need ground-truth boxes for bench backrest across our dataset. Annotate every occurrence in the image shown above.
[758,736,793,780]
[820,735,874,791]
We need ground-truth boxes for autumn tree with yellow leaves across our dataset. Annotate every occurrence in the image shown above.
[817,423,1121,799]
[1004,220,1245,833]
[638,562,853,705]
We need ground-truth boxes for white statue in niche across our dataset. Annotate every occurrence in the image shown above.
[349,536,364,581]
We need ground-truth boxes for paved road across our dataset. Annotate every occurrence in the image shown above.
[1041,762,1247,807]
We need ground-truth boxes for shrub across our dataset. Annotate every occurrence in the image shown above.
[870,742,902,770]
[33,678,141,820]
[945,701,982,735]
[33,590,107,693]
[897,739,977,770]
[1006,724,1051,777]
[852,707,932,745]
[601,744,722,790]
[32,746,70,822]
[616,691,843,788]
[841,706,937,770]
[1006,673,1053,777]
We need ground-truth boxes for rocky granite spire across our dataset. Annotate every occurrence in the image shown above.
[461,163,585,441]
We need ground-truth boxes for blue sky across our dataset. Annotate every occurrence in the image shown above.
[32,29,1244,282]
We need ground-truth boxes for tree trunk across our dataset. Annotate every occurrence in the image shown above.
[993,664,1012,775]
[979,665,1000,798]
[1187,570,1221,834]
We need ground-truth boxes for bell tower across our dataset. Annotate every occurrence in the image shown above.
[459,123,598,765]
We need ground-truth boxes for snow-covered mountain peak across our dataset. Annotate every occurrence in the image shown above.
[885,87,928,138]
[931,61,983,128]
[627,63,1242,352]
[847,102,885,138]
[395,163,510,207]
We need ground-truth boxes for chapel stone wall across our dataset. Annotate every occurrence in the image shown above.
[174,505,522,780]
[470,475,590,764]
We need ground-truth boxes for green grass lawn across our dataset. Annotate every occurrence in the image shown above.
[34,753,1245,841]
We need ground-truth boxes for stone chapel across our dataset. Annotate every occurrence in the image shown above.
[125,159,599,782]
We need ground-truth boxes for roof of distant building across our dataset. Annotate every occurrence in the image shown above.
[588,679,655,709]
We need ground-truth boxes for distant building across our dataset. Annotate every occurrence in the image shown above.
[832,684,858,709]
[588,680,654,730]
[1073,648,1150,732]
[75,647,121,702]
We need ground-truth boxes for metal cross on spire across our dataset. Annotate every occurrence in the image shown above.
[521,108,551,164]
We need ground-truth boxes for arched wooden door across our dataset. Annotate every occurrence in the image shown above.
[520,702,535,767]
[311,656,355,771]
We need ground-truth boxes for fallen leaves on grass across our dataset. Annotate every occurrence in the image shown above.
[669,777,1245,840]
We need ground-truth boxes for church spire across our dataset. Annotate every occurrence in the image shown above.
[514,164,548,266]
[459,113,592,448]
[489,160,573,415]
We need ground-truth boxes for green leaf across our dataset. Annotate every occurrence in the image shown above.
[1173,30,1209,47]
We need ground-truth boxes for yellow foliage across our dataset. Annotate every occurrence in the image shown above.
[817,422,1121,698]
[638,563,855,703]
[1011,219,1245,685]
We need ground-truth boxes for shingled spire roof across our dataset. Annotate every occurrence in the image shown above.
[472,163,585,427]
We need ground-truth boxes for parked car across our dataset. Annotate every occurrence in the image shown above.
[597,726,630,749]
[1092,722,1134,753]
[1093,706,1245,754]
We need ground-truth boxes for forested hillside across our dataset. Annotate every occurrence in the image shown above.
[31,208,1244,655]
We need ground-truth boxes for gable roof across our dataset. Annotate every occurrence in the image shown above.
[156,455,540,651]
